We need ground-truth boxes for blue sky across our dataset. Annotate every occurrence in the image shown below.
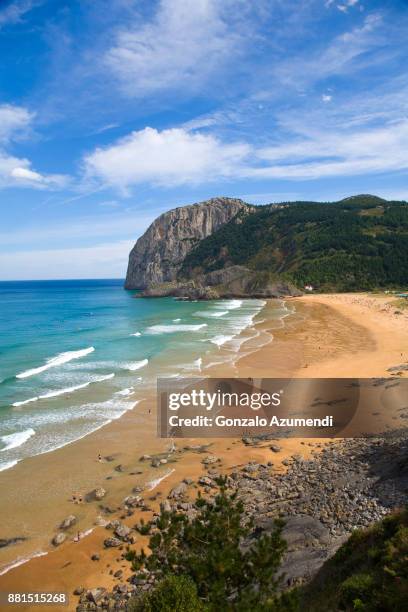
[0,0,407,279]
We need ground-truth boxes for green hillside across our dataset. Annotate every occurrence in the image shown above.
[300,508,408,611]
[180,195,408,291]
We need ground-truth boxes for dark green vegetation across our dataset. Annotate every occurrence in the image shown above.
[180,195,408,291]
[300,507,408,611]
[126,482,408,611]
[126,480,297,611]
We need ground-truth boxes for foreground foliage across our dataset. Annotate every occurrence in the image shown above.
[127,481,297,611]
[300,508,408,611]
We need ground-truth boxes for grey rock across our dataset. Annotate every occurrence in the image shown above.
[52,532,66,546]
[87,588,106,604]
[0,537,26,548]
[168,482,188,499]
[114,524,131,540]
[73,587,84,596]
[104,537,122,548]
[125,198,251,289]
[92,487,106,500]
[60,514,77,530]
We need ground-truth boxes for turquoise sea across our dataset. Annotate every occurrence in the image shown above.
[0,280,286,473]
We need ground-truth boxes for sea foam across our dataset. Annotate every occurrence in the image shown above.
[210,335,234,347]
[147,324,207,334]
[126,359,148,371]
[16,347,95,379]
[12,373,115,407]
[1,428,35,452]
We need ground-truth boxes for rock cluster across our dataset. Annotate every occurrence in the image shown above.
[76,431,408,608]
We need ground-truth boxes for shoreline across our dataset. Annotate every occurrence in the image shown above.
[0,292,407,609]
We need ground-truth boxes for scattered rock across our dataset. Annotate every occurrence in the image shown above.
[202,455,218,465]
[87,588,106,604]
[60,514,77,530]
[52,532,66,546]
[114,524,131,540]
[73,587,84,596]
[103,537,122,548]
[198,476,214,487]
[168,482,187,499]
[0,537,26,548]
[92,487,106,500]
[91,554,100,561]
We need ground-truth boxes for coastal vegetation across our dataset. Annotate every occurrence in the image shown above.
[127,499,408,611]
[127,480,297,611]
[300,507,408,611]
[180,195,408,292]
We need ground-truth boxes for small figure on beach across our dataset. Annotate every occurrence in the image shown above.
[72,494,77,504]
[98,453,102,462]
[74,531,81,542]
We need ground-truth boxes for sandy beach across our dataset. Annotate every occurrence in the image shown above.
[0,292,407,610]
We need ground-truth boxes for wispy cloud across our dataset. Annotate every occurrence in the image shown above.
[104,0,246,97]
[0,0,40,29]
[82,114,408,188]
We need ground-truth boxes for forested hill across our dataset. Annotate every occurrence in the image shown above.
[180,195,408,291]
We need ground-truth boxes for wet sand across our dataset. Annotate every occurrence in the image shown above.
[0,293,407,610]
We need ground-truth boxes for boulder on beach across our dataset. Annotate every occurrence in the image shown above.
[59,514,77,530]
[114,524,131,540]
[0,536,26,548]
[202,455,218,465]
[103,537,122,548]
[87,588,106,604]
[168,482,188,499]
[92,487,106,500]
[52,532,66,546]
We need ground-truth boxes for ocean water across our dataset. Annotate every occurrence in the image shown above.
[0,280,286,473]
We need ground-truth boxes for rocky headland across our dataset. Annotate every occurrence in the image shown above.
[124,197,251,290]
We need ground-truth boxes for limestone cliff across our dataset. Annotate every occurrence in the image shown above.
[125,197,251,289]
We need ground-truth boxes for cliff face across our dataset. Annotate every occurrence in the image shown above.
[125,197,251,289]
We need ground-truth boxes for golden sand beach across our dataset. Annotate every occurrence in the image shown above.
[0,293,407,610]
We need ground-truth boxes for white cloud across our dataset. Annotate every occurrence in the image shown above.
[336,0,360,13]
[274,13,383,90]
[105,0,243,97]
[83,126,250,190]
[322,94,332,102]
[0,103,68,189]
[83,115,408,188]
[0,104,33,141]
[252,119,408,179]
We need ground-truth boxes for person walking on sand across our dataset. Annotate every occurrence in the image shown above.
[98,453,102,462]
